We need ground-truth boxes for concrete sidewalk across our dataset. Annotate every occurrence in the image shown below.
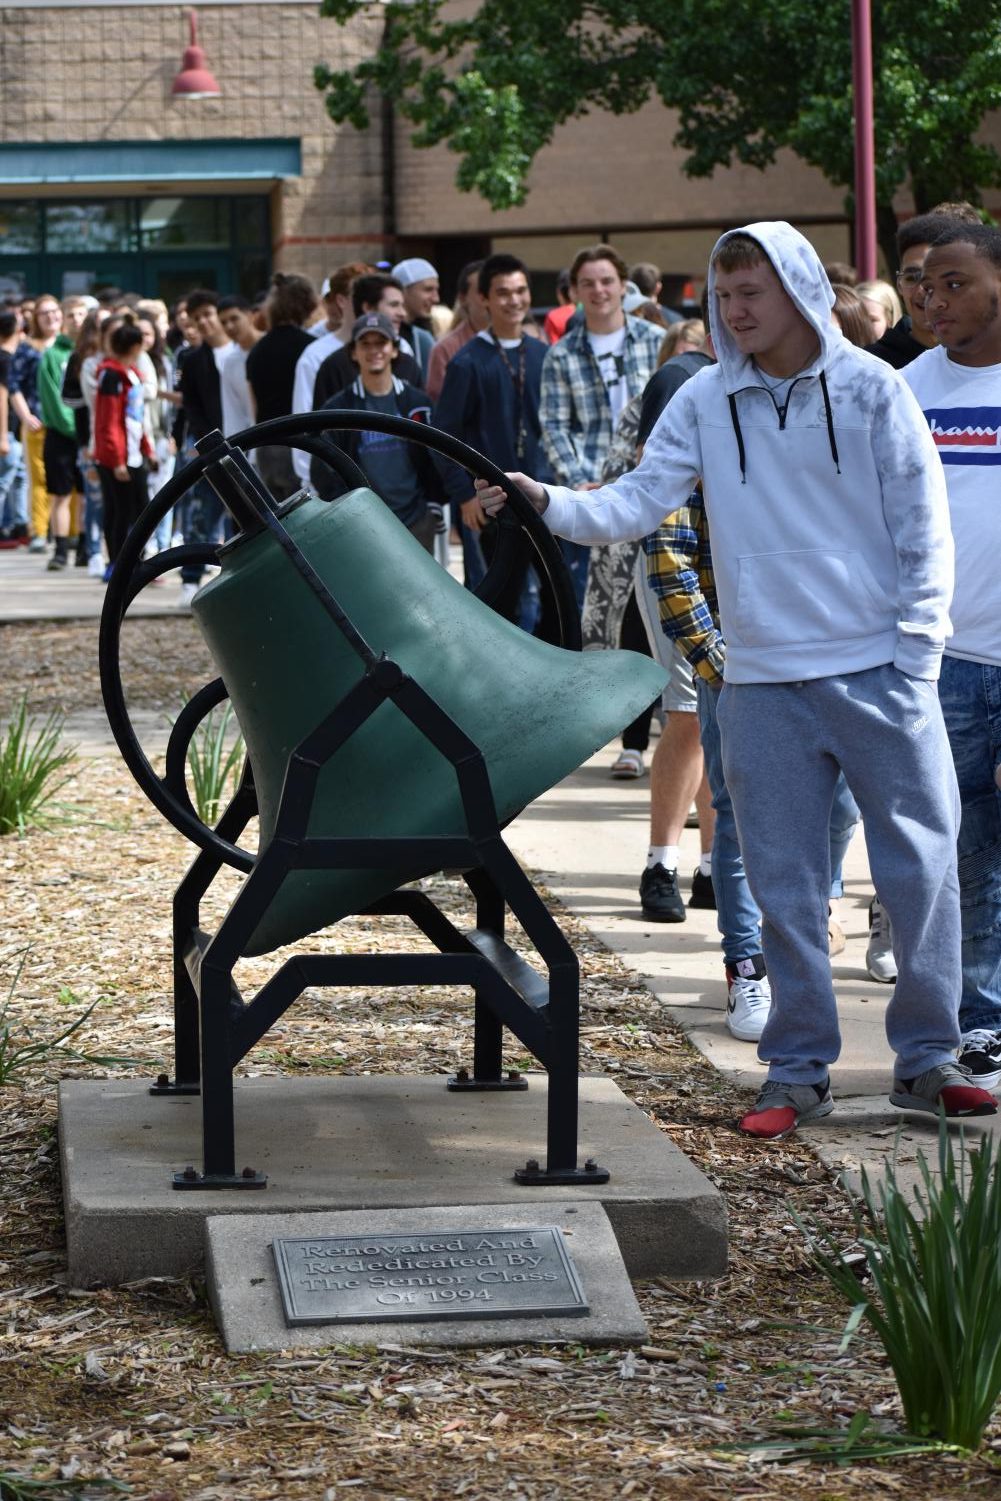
[0,536,466,622]
[0,540,187,619]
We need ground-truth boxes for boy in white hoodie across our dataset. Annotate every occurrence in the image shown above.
[477,220,996,1138]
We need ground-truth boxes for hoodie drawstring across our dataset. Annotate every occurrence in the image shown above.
[727,377,842,483]
[727,393,747,485]
[819,371,841,474]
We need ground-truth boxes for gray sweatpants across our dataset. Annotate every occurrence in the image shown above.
[716,664,961,1085]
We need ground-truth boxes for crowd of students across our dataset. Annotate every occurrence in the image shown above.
[4,215,999,1142]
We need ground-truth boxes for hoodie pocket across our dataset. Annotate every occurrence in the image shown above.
[732,549,892,648]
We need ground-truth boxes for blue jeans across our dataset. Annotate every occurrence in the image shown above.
[697,677,861,966]
[0,435,28,531]
[78,452,104,562]
[460,517,487,590]
[559,538,590,614]
[828,777,860,899]
[176,443,225,584]
[937,655,1001,1034]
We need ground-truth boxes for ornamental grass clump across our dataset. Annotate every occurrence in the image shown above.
[180,700,246,826]
[812,1117,1001,1451]
[0,694,77,836]
[0,950,145,1086]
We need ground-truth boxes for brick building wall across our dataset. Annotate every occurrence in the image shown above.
[3,2,1001,297]
[394,94,857,286]
[0,2,389,286]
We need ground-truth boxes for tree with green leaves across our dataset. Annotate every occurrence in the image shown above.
[315,0,1001,267]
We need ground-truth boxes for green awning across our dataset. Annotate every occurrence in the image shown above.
[0,139,301,185]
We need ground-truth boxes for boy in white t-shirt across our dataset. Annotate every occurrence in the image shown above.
[903,223,1001,1091]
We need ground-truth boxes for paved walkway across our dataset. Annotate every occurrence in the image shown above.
[0,536,465,622]
[3,543,994,1195]
[0,541,187,619]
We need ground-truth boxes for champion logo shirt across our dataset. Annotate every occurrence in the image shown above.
[903,348,1001,665]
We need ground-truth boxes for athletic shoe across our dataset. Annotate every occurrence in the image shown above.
[170,532,185,549]
[865,897,897,983]
[689,869,716,910]
[828,907,846,955]
[27,536,47,554]
[87,553,106,578]
[639,863,685,922]
[956,1030,1001,1092]
[178,581,199,610]
[890,1062,997,1118]
[611,749,645,779]
[0,530,18,550]
[740,1077,834,1139]
[46,552,68,571]
[725,954,771,1042]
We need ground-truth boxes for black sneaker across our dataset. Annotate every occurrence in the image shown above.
[639,863,685,922]
[689,869,716,909]
[957,1030,1001,1092]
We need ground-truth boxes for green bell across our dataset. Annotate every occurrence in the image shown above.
[191,489,666,956]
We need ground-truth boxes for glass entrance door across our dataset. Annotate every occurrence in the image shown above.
[45,255,135,299]
[142,252,233,305]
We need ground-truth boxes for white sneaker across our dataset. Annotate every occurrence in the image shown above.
[610,748,644,779]
[87,552,105,578]
[170,533,184,549]
[177,581,199,610]
[725,956,772,1042]
[866,897,897,983]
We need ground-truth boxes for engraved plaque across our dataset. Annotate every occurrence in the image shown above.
[272,1226,588,1326]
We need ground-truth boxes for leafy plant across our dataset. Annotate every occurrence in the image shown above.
[807,1118,1001,1450]
[178,700,246,826]
[0,1472,130,1497]
[728,1410,968,1465]
[0,952,150,1086]
[0,695,77,836]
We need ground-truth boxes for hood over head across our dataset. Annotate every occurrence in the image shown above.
[707,221,840,392]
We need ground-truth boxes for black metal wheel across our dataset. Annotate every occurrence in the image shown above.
[99,412,579,871]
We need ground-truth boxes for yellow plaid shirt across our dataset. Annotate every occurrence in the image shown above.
[642,490,726,684]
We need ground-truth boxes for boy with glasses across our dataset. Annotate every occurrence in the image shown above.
[868,206,984,372]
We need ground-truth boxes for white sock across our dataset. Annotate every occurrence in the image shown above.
[648,845,678,871]
[699,853,712,877]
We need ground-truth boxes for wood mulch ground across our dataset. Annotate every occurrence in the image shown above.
[0,618,999,1499]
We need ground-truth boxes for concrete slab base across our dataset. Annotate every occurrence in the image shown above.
[206,1201,647,1352]
[59,1074,727,1286]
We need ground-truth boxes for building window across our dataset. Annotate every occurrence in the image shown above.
[0,194,270,300]
[140,197,229,251]
[46,201,136,254]
[0,203,42,255]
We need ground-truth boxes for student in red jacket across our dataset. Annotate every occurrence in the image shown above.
[93,318,154,571]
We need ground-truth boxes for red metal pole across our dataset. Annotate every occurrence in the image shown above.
[851,0,877,277]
